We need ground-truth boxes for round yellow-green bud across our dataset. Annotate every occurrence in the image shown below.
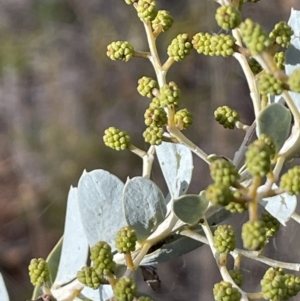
[113,277,137,301]
[229,270,243,287]
[103,127,131,151]
[209,157,240,186]
[174,108,193,130]
[136,0,158,22]
[242,220,267,250]
[28,258,50,286]
[106,41,134,62]
[213,225,236,254]
[274,52,285,70]
[90,241,116,277]
[213,281,241,301]
[144,106,167,127]
[143,126,164,145]
[240,19,271,55]
[258,73,284,96]
[245,139,272,177]
[258,134,276,159]
[225,201,248,213]
[261,212,280,238]
[137,76,159,98]
[115,226,137,253]
[77,266,103,289]
[167,33,192,62]
[215,5,241,30]
[288,68,300,93]
[205,183,234,206]
[192,32,236,57]
[151,10,173,32]
[280,165,300,195]
[285,274,300,298]
[124,0,137,4]
[248,58,262,75]
[137,297,154,301]
[269,21,293,48]
[214,105,240,129]
[261,268,288,301]
[159,82,181,108]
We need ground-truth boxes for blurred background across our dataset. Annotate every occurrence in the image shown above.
[0,0,300,300]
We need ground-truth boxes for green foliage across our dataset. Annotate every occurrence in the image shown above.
[5,3,300,301]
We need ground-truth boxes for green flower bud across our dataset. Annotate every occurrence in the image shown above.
[124,0,137,4]
[136,0,158,22]
[229,270,243,287]
[137,76,159,98]
[107,41,134,62]
[248,58,262,75]
[152,10,173,32]
[225,201,248,213]
[205,183,234,206]
[209,157,240,186]
[113,277,137,301]
[258,73,284,96]
[143,126,164,145]
[90,241,116,277]
[213,225,236,254]
[174,108,193,130]
[214,105,240,129]
[288,68,300,93]
[269,21,293,48]
[215,5,241,30]
[240,19,271,55]
[28,258,50,287]
[285,274,300,298]
[274,52,285,70]
[261,212,280,238]
[261,268,288,301]
[258,134,276,159]
[103,127,131,151]
[77,266,103,289]
[245,139,272,177]
[144,106,167,127]
[167,33,192,62]
[159,82,181,108]
[137,297,154,301]
[213,281,241,301]
[280,165,300,195]
[115,226,137,253]
[192,33,236,57]
[242,220,267,250]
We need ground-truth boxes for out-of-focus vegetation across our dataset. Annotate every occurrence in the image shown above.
[0,0,299,300]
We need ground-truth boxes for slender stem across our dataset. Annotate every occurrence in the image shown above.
[180,230,300,271]
[291,212,300,224]
[167,125,209,163]
[51,279,84,301]
[247,292,264,300]
[248,176,261,221]
[235,121,249,131]
[125,252,135,271]
[133,50,151,59]
[162,57,175,72]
